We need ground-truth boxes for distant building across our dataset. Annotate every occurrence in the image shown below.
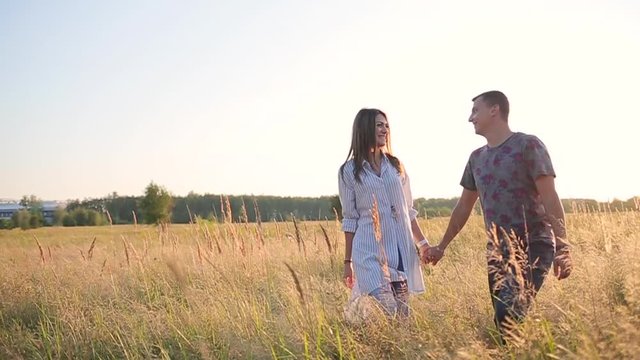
[0,203,24,220]
[42,202,62,224]
[0,202,65,224]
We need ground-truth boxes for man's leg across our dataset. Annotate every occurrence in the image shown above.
[488,257,513,335]
[525,241,555,298]
[488,240,555,339]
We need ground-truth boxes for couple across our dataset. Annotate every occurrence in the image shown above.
[338,91,573,339]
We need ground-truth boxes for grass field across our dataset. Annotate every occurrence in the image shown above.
[1,210,639,359]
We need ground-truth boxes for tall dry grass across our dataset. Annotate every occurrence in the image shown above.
[0,209,638,359]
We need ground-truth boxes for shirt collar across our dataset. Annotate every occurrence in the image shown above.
[363,153,389,173]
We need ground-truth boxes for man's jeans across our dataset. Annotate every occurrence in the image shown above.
[487,240,555,336]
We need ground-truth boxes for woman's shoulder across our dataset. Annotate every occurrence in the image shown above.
[340,159,355,170]
[338,159,355,178]
[385,153,405,174]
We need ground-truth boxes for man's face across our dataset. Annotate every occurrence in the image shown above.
[469,97,496,135]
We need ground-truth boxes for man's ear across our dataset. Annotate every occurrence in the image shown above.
[490,104,500,116]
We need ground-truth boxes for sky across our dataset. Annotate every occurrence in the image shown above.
[1,0,639,202]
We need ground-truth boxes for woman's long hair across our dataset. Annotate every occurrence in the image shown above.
[340,108,403,183]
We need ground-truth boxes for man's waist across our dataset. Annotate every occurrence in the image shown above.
[485,221,552,239]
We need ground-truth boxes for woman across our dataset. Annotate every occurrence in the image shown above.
[338,108,429,318]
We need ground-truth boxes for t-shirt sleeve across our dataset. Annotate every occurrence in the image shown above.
[523,136,556,179]
[460,158,477,191]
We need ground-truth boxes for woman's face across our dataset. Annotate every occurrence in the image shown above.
[374,114,389,148]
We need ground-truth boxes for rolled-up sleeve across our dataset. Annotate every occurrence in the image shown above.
[338,167,359,233]
[402,171,419,221]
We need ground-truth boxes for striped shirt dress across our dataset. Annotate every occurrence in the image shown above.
[338,155,426,298]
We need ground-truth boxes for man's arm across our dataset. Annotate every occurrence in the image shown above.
[426,188,478,264]
[535,175,572,280]
[535,175,567,247]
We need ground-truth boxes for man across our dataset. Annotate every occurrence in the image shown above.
[425,90,572,341]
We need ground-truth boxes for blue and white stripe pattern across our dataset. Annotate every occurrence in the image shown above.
[338,155,426,296]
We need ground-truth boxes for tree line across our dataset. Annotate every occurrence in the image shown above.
[1,182,638,230]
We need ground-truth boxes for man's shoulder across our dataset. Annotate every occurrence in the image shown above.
[468,142,492,165]
[513,132,544,144]
[512,132,550,152]
[470,145,487,158]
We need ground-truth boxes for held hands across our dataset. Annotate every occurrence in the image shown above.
[421,244,445,265]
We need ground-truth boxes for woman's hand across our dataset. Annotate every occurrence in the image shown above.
[343,261,354,289]
[418,243,430,263]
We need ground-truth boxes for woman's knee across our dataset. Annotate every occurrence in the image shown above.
[369,284,398,316]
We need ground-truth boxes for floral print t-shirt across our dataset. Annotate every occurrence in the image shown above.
[461,132,556,244]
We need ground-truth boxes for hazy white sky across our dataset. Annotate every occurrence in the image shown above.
[1,0,639,202]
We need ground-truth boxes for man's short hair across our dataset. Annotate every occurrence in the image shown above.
[472,90,509,120]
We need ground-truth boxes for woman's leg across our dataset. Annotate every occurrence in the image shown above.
[369,284,398,316]
[391,280,410,317]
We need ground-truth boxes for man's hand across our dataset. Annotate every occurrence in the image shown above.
[425,245,445,265]
[554,248,572,280]
[343,262,354,289]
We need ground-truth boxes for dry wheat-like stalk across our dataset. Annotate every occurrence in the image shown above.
[212,225,223,254]
[319,224,332,254]
[201,222,213,252]
[254,225,263,248]
[275,220,281,241]
[333,207,340,253]
[143,235,149,258]
[222,197,240,250]
[253,198,265,246]
[240,197,249,224]
[121,235,130,267]
[292,214,305,255]
[186,204,194,224]
[371,195,382,242]
[240,235,246,256]
[224,195,233,224]
[253,198,262,227]
[87,237,96,260]
[105,210,113,226]
[371,194,390,282]
[196,240,204,266]
[125,237,145,272]
[284,262,306,306]
[33,235,45,264]
[219,194,226,222]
